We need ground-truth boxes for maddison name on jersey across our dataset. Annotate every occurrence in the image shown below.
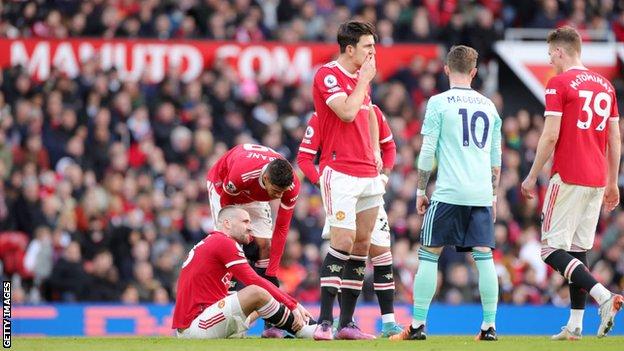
[446,94,490,105]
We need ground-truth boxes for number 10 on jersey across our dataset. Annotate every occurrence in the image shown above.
[460,109,489,149]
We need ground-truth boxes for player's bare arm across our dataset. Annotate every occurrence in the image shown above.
[604,119,621,211]
[328,55,376,122]
[521,116,562,198]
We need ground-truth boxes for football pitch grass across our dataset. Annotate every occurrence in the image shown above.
[11,336,624,351]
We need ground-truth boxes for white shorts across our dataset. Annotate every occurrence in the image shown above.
[208,181,273,239]
[321,206,391,247]
[541,174,605,251]
[176,293,249,339]
[319,167,385,231]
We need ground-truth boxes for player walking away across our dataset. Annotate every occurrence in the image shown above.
[297,105,402,337]
[391,45,502,341]
[311,21,385,340]
[520,26,623,340]
[205,143,300,337]
[172,206,316,339]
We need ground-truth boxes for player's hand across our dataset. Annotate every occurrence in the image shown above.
[521,175,537,199]
[416,195,429,215]
[603,183,620,211]
[296,304,312,324]
[359,54,376,84]
[291,307,304,331]
[374,150,382,172]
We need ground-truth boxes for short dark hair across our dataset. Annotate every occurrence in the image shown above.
[547,26,581,55]
[266,159,293,189]
[337,21,377,53]
[446,45,478,74]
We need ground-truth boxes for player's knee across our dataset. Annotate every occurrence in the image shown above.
[351,241,370,256]
[331,230,355,252]
[473,246,491,253]
[369,244,389,259]
[540,246,558,262]
[248,285,271,303]
[422,246,443,256]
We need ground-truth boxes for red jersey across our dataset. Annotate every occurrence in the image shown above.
[544,67,619,187]
[298,105,396,184]
[312,61,378,178]
[206,143,300,276]
[172,232,297,329]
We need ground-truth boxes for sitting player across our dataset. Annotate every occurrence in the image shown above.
[172,206,315,339]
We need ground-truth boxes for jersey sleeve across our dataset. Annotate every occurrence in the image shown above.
[298,113,321,158]
[490,108,502,168]
[297,115,321,184]
[220,159,243,197]
[418,97,441,171]
[421,97,441,137]
[373,107,396,170]
[374,105,393,144]
[314,67,347,105]
[266,177,300,276]
[544,77,564,117]
[610,89,619,120]
[217,236,248,269]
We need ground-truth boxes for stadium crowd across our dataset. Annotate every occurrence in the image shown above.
[0,0,623,310]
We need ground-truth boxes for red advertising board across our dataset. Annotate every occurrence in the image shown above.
[0,39,441,84]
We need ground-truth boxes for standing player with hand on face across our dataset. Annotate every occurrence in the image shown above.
[521,26,623,340]
[311,21,385,340]
[392,45,502,341]
[297,104,402,337]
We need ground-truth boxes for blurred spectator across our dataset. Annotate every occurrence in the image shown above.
[47,241,90,301]
[85,250,120,301]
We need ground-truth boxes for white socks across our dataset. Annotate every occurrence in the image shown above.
[382,313,395,324]
[590,284,611,306]
[567,309,584,331]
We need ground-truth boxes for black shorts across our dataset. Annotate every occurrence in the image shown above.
[420,201,495,252]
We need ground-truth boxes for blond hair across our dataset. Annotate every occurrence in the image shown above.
[446,45,478,74]
[547,26,581,56]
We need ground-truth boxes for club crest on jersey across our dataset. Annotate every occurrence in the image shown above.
[336,211,346,221]
[305,126,314,138]
[218,299,226,309]
[324,74,338,88]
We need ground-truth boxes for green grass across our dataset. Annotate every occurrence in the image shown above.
[10,336,624,351]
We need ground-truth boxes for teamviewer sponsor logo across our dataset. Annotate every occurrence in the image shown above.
[2,281,10,348]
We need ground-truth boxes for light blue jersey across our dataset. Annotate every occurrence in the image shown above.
[418,87,502,206]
